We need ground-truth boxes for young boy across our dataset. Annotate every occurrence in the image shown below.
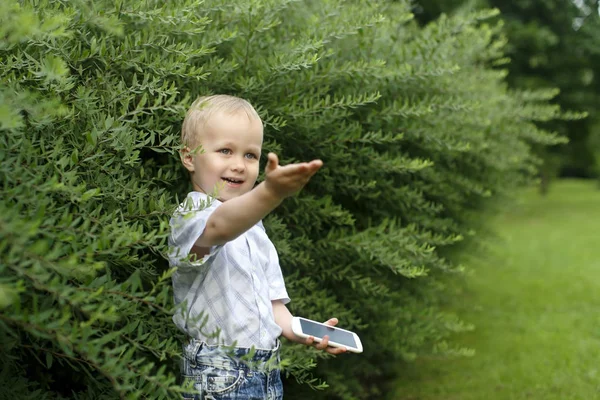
[168,95,345,400]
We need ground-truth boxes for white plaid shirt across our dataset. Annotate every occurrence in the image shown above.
[168,192,290,350]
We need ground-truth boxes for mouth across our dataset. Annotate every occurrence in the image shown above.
[221,177,244,187]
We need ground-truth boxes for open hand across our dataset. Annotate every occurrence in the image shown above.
[303,318,347,355]
[264,153,323,199]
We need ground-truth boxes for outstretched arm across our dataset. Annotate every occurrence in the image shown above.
[193,153,322,250]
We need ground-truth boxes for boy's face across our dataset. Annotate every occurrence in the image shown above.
[182,111,263,201]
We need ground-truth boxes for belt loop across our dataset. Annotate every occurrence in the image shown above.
[274,339,281,363]
[188,339,202,368]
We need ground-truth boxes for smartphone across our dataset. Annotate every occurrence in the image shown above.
[291,317,363,353]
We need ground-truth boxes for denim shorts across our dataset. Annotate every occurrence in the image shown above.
[181,339,284,400]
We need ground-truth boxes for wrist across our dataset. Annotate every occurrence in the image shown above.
[291,334,306,344]
[257,181,285,205]
[282,328,305,343]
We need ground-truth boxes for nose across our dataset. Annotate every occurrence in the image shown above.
[230,156,245,173]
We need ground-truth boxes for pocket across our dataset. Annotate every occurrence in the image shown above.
[205,366,245,395]
[183,365,245,397]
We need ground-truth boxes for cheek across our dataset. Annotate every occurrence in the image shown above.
[197,156,221,180]
[249,163,260,180]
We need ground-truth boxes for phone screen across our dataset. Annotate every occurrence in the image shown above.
[300,319,357,347]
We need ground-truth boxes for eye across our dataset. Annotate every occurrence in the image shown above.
[245,153,258,160]
[218,149,232,155]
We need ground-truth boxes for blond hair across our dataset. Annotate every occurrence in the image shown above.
[181,95,261,148]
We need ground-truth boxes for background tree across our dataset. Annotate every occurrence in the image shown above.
[415,0,600,190]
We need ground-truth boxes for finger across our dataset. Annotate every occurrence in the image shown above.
[324,318,338,327]
[305,161,323,178]
[265,152,279,173]
[316,335,329,350]
[305,336,315,346]
[272,163,311,178]
[308,159,323,170]
[326,346,347,355]
[273,159,321,173]
[301,159,322,173]
[280,160,322,177]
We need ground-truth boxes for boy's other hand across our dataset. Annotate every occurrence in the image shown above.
[264,153,322,199]
[303,318,348,355]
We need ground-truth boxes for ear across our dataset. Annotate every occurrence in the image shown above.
[180,146,195,173]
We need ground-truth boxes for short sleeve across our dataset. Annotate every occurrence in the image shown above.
[168,193,223,269]
[265,240,290,304]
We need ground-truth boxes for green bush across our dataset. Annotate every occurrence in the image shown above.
[0,0,569,399]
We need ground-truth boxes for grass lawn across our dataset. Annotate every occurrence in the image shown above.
[391,179,600,400]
